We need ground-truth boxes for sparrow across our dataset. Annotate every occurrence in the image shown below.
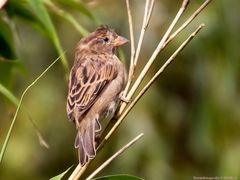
[66,25,128,166]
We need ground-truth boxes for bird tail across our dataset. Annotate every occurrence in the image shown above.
[74,117,101,166]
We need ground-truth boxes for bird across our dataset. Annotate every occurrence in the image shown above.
[66,25,128,166]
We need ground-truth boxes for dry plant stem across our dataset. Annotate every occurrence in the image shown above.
[123,0,136,97]
[98,0,211,166]
[123,24,205,120]
[123,0,155,97]
[68,0,212,178]
[98,24,204,150]
[99,0,211,154]
[69,133,144,180]
[126,0,135,71]
[146,0,155,27]
[164,0,212,48]
[133,0,150,67]
[68,163,87,180]
[86,133,144,180]
[124,0,212,100]
[119,0,190,115]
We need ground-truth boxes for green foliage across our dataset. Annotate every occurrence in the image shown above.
[27,0,68,71]
[0,59,26,87]
[0,18,16,59]
[0,83,19,106]
[4,0,41,26]
[44,0,89,36]
[50,165,73,180]
[56,0,100,24]
[0,0,96,82]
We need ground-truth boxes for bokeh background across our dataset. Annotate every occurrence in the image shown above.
[0,0,240,179]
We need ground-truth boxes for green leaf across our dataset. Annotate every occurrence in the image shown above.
[50,166,73,180]
[4,0,41,24]
[44,0,89,36]
[0,65,49,151]
[0,60,14,87]
[4,0,50,38]
[57,0,100,24]
[27,0,69,71]
[0,18,16,59]
[0,59,26,87]
[93,174,144,180]
[0,83,19,106]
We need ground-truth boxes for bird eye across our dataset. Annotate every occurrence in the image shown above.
[103,37,109,42]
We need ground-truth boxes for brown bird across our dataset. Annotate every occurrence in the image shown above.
[66,25,128,166]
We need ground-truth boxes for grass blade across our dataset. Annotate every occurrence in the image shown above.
[0,83,19,106]
[44,0,89,36]
[0,55,62,164]
[27,0,69,71]
[50,165,73,180]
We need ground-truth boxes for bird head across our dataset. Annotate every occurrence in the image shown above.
[77,25,128,54]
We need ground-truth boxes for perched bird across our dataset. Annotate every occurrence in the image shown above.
[66,25,128,166]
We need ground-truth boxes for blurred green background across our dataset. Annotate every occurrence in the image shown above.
[0,0,240,179]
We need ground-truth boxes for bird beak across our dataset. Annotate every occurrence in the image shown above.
[114,36,129,47]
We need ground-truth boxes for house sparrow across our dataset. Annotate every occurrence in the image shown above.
[66,25,128,166]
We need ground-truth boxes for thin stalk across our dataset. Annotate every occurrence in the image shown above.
[163,0,212,48]
[86,133,144,180]
[133,0,150,67]
[123,0,136,97]
[68,164,87,180]
[146,0,155,28]
[0,55,61,164]
[98,24,205,151]
[119,0,190,115]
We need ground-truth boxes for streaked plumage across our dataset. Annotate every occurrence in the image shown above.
[66,25,128,166]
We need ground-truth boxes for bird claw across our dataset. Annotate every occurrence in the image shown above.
[119,91,130,103]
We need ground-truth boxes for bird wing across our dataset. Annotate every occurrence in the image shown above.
[67,57,117,122]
